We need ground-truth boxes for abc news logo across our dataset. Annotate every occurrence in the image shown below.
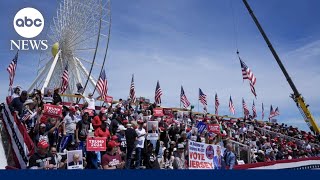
[11,7,48,50]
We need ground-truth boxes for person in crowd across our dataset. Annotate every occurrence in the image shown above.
[102,141,125,169]
[53,88,62,105]
[116,125,127,153]
[10,90,28,115]
[83,93,96,111]
[173,143,186,169]
[160,149,174,169]
[94,121,111,139]
[224,143,236,170]
[135,120,146,169]
[28,140,56,169]
[145,142,160,169]
[12,86,21,99]
[62,106,77,145]
[213,145,225,170]
[92,109,107,130]
[76,112,90,153]
[125,123,138,169]
[50,147,63,169]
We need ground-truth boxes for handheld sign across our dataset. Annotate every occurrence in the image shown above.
[86,137,107,151]
[207,124,220,134]
[67,150,83,169]
[147,121,159,140]
[153,108,164,117]
[43,104,62,118]
[163,108,172,116]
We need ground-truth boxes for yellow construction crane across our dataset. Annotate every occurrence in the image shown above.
[242,0,320,134]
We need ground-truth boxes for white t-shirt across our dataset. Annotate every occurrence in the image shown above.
[63,113,77,134]
[135,128,146,148]
[85,97,95,110]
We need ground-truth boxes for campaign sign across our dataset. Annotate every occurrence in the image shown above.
[207,124,220,134]
[196,121,206,134]
[153,108,164,117]
[104,96,113,103]
[86,137,107,151]
[43,104,62,118]
[163,108,173,115]
[147,121,159,140]
[67,150,83,169]
[188,141,214,169]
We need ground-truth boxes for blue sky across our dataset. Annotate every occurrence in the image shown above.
[1,0,320,132]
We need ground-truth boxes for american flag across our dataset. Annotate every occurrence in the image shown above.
[215,93,219,115]
[239,57,257,97]
[96,69,108,100]
[242,98,250,117]
[129,74,136,103]
[7,51,19,88]
[269,105,274,119]
[239,58,256,85]
[180,86,190,108]
[229,96,235,115]
[274,107,280,116]
[21,111,31,121]
[199,88,207,106]
[262,103,264,120]
[155,80,162,104]
[250,82,257,98]
[252,100,257,118]
[270,106,280,119]
[60,64,69,94]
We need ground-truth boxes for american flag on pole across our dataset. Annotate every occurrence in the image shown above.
[262,103,264,120]
[239,56,257,97]
[155,80,162,104]
[180,86,190,108]
[215,93,219,115]
[129,74,136,103]
[199,88,207,106]
[229,96,235,115]
[96,69,108,100]
[239,58,256,85]
[270,106,280,119]
[252,100,257,118]
[242,98,250,117]
[7,51,19,88]
[269,105,274,119]
[60,64,69,94]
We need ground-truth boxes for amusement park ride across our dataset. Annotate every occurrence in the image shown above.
[25,0,319,134]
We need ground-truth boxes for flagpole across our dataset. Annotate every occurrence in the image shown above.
[198,99,199,113]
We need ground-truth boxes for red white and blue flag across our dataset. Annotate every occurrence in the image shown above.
[252,100,257,118]
[229,96,235,115]
[199,88,207,106]
[239,56,257,97]
[215,93,219,115]
[129,74,136,103]
[96,69,108,100]
[180,86,190,108]
[242,98,250,117]
[155,80,162,104]
[60,64,69,94]
[7,51,18,88]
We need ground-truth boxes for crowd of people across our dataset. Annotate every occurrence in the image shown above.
[1,86,320,170]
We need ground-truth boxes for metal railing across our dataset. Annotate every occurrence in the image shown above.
[229,139,251,164]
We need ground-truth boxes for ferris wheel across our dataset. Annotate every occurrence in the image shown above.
[28,0,111,98]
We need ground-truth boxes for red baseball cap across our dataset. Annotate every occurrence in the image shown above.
[107,141,120,149]
[69,106,76,112]
[122,119,128,124]
[137,119,144,124]
[111,135,118,141]
[37,140,49,149]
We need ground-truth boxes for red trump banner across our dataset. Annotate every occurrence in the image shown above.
[153,108,164,117]
[43,104,62,118]
[86,137,107,151]
[207,124,220,134]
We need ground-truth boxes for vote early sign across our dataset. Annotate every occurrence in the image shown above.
[86,137,107,151]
